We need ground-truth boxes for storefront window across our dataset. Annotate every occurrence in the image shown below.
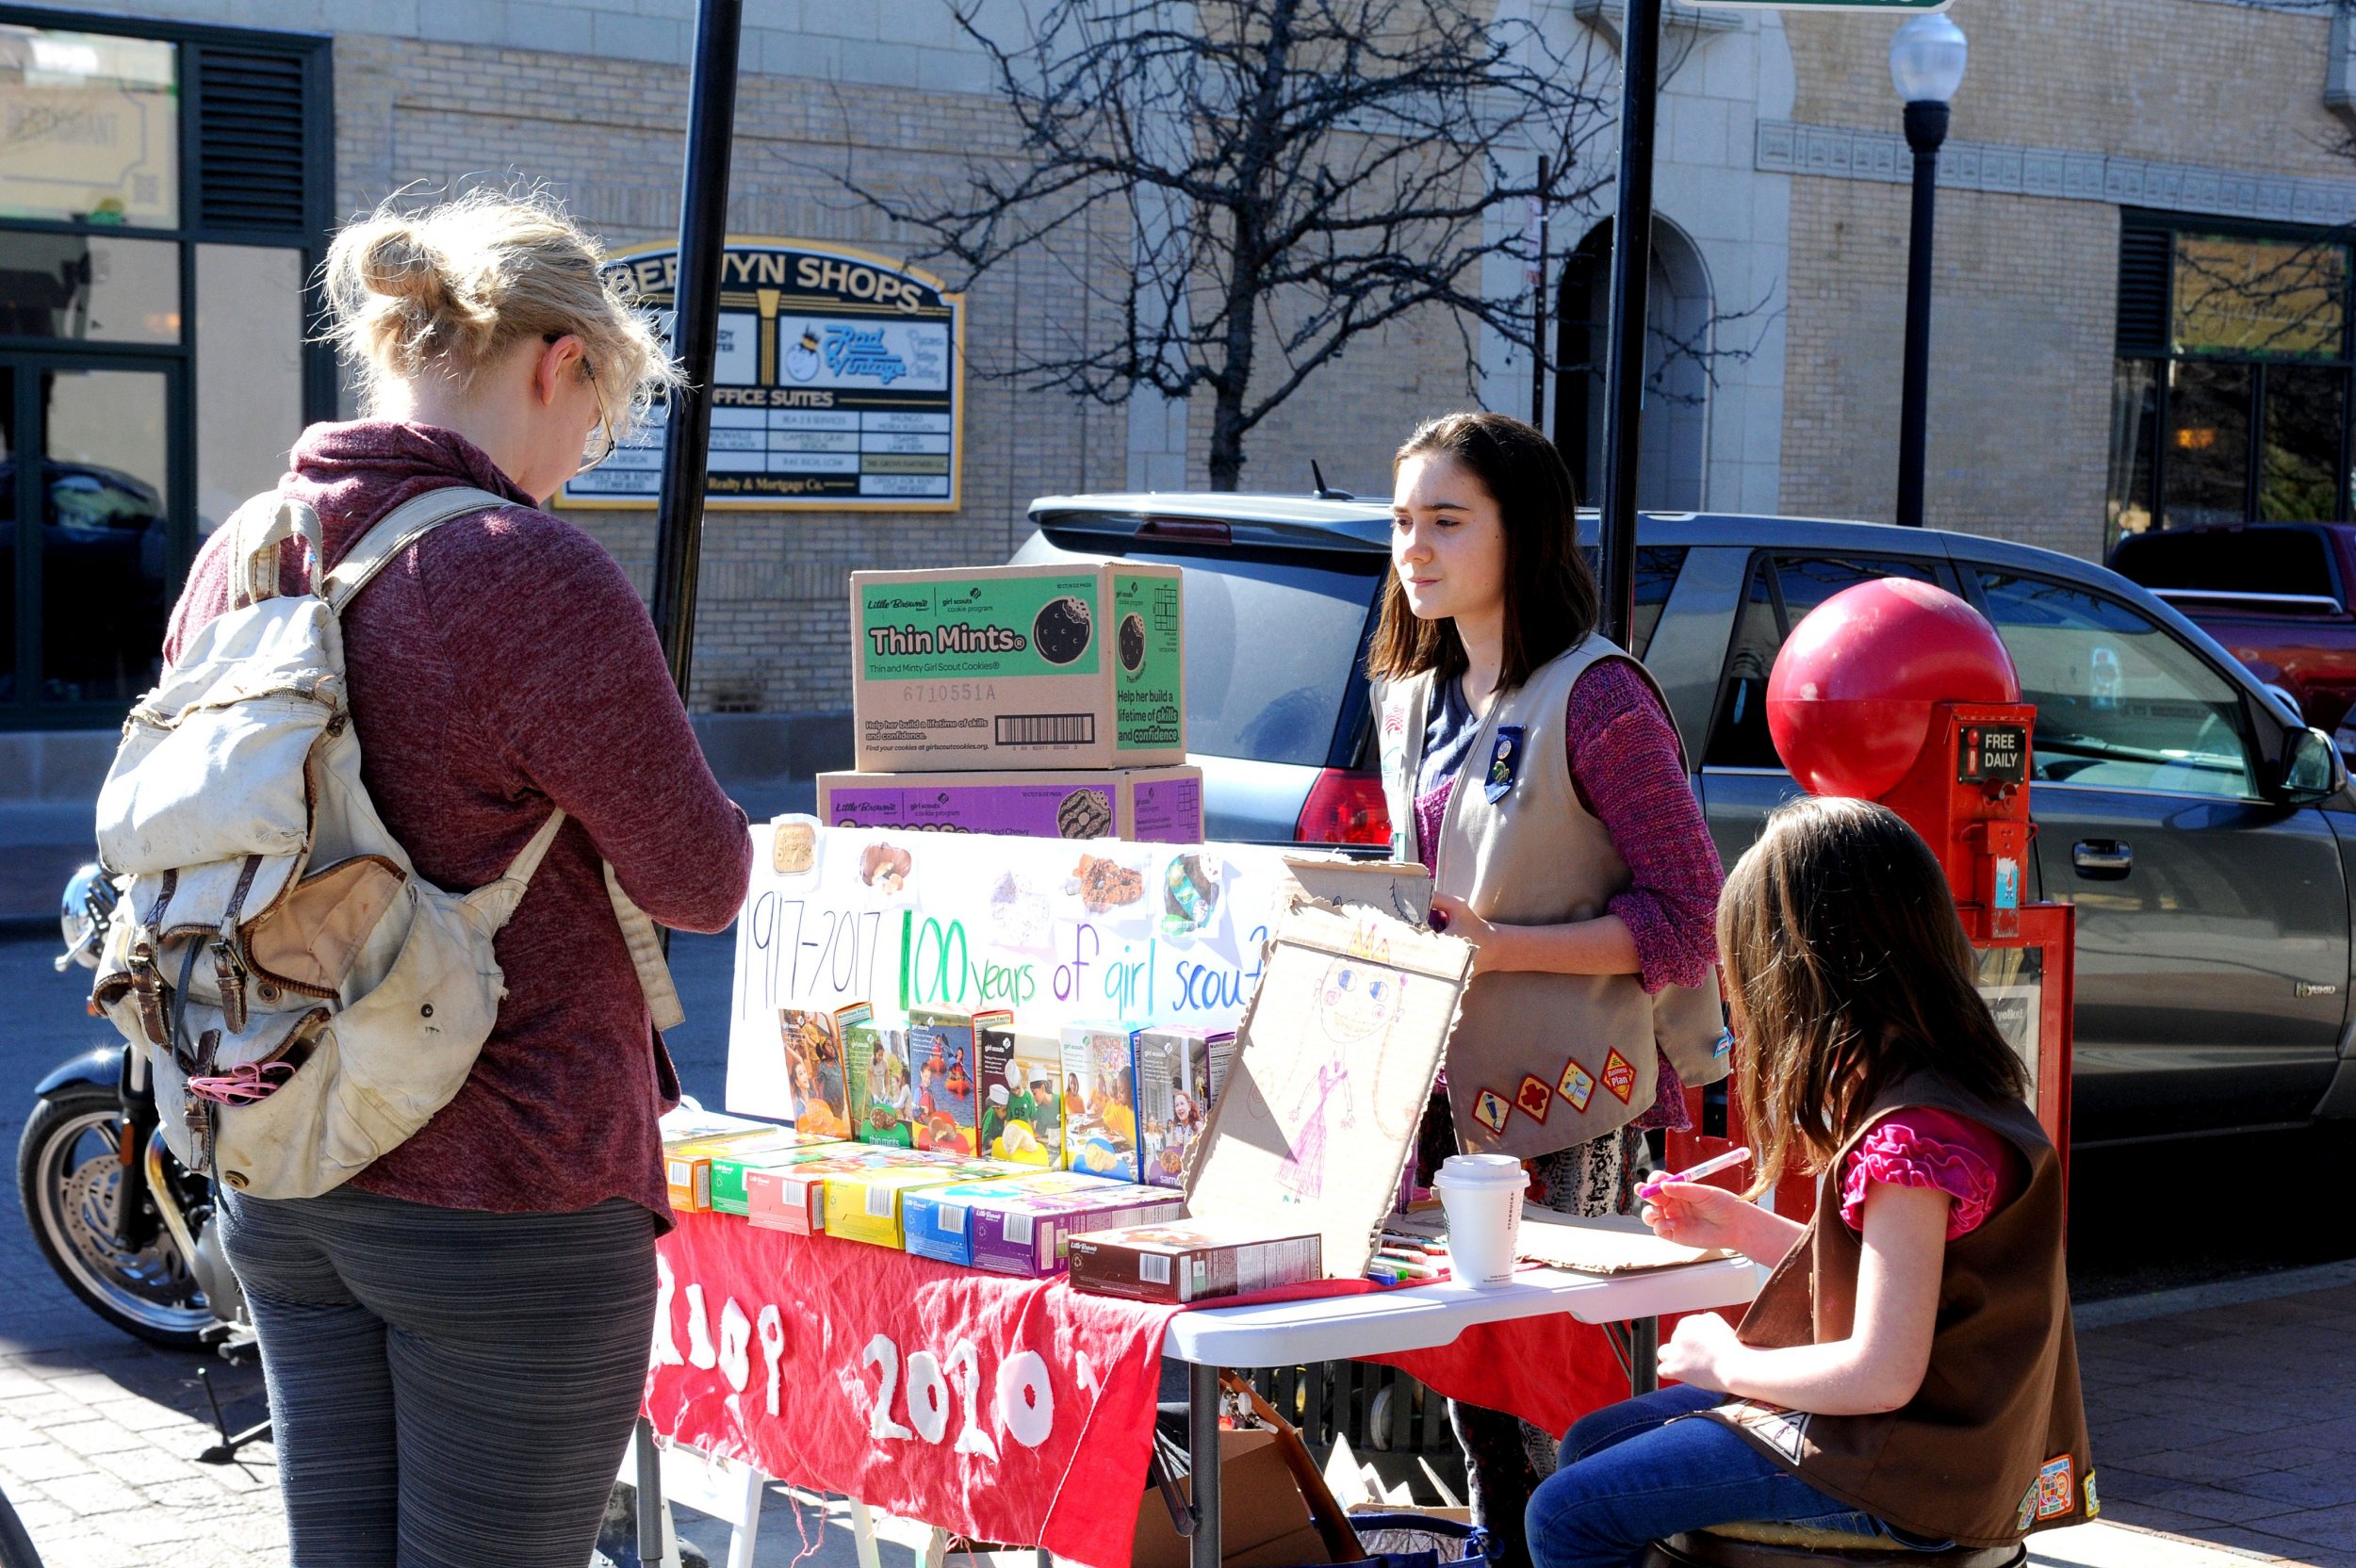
[2164,360,2252,529]
[0,26,177,228]
[2110,218,2356,547]
[2173,235,2347,360]
[2106,360,2157,536]
[40,366,169,704]
[195,243,303,533]
[0,231,177,341]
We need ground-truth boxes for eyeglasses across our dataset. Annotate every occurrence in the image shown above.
[547,332,618,471]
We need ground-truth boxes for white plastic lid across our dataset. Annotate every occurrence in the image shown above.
[1432,1153,1527,1187]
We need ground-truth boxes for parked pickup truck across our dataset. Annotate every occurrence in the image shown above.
[2109,523,2356,739]
[1016,495,2356,1150]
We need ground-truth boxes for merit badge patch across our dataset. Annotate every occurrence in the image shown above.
[1559,1058,1596,1114]
[1600,1048,1637,1104]
[1713,1400,1810,1463]
[2082,1469,2100,1520]
[1471,1087,1512,1135]
[1515,1074,1553,1123]
[1483,726,1526,803]
[2015,1484,2037,1533]
[1712,1029,1735,1066]
[2035,1455,2074,1520]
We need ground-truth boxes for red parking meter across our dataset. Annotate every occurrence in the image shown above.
[1665,580,2074,1222]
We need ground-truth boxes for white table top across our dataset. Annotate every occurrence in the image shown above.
[1159,1256,1765,1366]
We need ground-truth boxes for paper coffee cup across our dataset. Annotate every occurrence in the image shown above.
[1432,1153,1526,1287]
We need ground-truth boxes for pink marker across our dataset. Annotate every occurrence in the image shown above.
[1637,1146,1752,1201]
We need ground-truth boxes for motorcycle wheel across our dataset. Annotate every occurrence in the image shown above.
[17,1077,212,1350]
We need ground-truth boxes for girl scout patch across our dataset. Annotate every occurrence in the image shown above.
[1600,1048,1637,1103]
[2035,1455,2074,1520]
[1471,1087,1512,1135]
[1482,727,1526,802]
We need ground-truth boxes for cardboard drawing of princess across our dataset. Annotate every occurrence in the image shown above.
[1186,901,1473,1279]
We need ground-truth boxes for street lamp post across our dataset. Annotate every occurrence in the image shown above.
[1890,12,1967,529]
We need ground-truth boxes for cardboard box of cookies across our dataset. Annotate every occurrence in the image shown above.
[849,563,1184,771]
[816,766,1203,844]
[900,1168,1184,1273]
[1066,1220,1324,1305]
[744,1144,949,1235]
[663,1127,809,1213]
[822,1156,1031,1249]
[979,1024,1063,1168]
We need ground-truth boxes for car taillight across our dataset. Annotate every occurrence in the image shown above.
[1295,769,1392,845]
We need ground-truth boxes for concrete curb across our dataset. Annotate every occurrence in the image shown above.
[2073,1256,2356,1329]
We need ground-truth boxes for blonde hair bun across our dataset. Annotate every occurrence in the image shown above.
[323,188,679,431]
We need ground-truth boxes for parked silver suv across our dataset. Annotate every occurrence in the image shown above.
[1014,494,2356,1148]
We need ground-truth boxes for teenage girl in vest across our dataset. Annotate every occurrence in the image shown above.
[1369,412,1727,1567]
[1526,796,2091,1567]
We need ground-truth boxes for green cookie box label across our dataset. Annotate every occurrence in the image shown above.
[1113,570,1183,753]
[861,575,1102,681]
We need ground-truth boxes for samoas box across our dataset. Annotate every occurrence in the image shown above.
[823,1156,1028,1249]
[849,563,1185,771]
[906,1170,1187,1276]
[817,766,1203,843]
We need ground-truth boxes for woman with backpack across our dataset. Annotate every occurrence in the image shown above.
[164,190,752,1567]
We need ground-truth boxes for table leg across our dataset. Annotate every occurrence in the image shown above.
[1628,1316,1660,1396]
[1186,1359,1221,1568]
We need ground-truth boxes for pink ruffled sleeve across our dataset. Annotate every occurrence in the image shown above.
[1837,1108,2021,1240]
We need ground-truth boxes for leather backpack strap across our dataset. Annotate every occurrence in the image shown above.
[321,485,511,613]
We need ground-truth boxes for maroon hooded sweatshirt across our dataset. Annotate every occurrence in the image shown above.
[163,420,752,1221]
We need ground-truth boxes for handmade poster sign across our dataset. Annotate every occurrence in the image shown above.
[1185,901,1474,1279]
[725,824,1401,1121]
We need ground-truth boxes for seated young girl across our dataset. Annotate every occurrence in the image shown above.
[1526,795,2092,1568]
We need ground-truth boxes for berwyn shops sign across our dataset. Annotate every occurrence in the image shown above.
[563,238,965,513]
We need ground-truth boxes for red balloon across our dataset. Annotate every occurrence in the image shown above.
[1766,579,2019,800]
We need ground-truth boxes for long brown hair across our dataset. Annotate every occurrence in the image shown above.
[1719,795,2029,1197]
[1366,411,1598,693]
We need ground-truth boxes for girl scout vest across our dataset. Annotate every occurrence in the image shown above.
[1702,1070,2095,1547]
[1373,637,1727,1159]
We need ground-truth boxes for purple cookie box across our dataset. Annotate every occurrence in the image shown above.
[969,1183,1188,1277]
[826,782,1105,838]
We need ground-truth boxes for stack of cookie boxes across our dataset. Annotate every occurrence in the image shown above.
[826,563,1201,843]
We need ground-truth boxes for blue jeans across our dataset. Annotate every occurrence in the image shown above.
[1526,1385,1900,1568]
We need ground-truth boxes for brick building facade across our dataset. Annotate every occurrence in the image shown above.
[25,0,2356,727]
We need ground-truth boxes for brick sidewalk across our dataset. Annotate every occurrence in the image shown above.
[1,1261,2349,1567]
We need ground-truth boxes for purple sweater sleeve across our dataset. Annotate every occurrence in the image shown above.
[1564,661,1725,995]
[428,511,752,934]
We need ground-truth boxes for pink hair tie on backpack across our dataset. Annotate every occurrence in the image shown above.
[186,1061,298,1106]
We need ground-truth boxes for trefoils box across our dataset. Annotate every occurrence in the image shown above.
[849,563,1185,771]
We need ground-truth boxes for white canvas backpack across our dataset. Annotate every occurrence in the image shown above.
[90,485,686,1200]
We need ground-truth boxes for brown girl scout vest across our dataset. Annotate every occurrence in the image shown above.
[1700,1070,2095,1547]
[1373,637,1727,1159]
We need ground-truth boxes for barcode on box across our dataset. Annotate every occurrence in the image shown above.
[997,712,1095,746]
[1139,1254,1171,1286]
[943,1203,967,1234]
[865,1185,896,1218]
[1004,1211,1034,1246]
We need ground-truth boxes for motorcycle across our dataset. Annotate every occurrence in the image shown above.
[19,865,250,1358]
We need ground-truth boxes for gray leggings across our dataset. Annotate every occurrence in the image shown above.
[219,1184,659,1568]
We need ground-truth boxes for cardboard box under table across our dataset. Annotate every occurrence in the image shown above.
[818,765,1203,843]
[900,1169,1186,1274]
[850,562,1184,771]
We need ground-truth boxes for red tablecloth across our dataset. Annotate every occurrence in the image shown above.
[646,1214,1645,1568]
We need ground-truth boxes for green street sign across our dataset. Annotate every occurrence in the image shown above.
[1689,0,1948,9]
